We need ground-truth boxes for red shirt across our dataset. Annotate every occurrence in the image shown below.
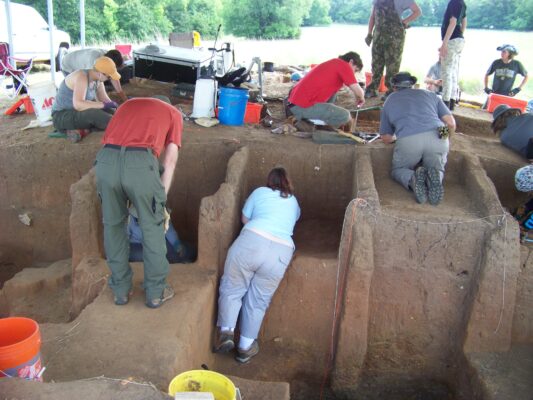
[288,58,357,108]
[102,98,183,157]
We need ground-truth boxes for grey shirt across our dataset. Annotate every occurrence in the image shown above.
[380,88,450,139]
[500,113,533,158]
[52,70,98,112]
[61,48,105,74]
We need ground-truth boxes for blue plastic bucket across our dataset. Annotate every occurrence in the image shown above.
[218,87,249,126]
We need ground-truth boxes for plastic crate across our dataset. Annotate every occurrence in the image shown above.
[487,93,527,113]
[244,102,263,124]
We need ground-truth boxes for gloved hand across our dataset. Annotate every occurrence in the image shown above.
[365,33,373,47]
[484,87,493,95]
[510,87,521,96]
[103,101,119,110]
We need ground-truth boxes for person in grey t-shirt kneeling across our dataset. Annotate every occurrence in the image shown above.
[380,72,456,205]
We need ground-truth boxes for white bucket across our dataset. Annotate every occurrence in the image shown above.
[28,81,57,123]
[191,78,217,118]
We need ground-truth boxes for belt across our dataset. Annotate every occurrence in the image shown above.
[104,144,147,152]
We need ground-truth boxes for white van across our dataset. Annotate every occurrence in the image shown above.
[0,1,71,65]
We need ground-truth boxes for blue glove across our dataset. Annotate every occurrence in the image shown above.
[510,87,521,96]
[103,101,119,110]
[484,87,493,95]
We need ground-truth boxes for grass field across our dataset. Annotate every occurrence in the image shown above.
[209,24,532,102]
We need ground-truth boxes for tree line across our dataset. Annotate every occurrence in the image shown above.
[15,0,533,43]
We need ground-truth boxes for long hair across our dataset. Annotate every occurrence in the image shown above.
[492,109,521,135]
[267,167,294,198]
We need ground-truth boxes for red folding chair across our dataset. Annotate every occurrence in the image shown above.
[115,44,132,60]
[0,42,34,98]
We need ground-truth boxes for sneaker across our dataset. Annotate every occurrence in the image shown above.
[66,129,90,143]
[235,340,259,364]
[426,167,444,205]
[213,329,234,353]
[145,285,175,309]
[114,291,133,306]
[413,166,428,204]
[365,88,378,99]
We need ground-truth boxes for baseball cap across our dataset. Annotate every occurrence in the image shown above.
[391,71,417,88]
[496,44,518,55]
[94,56,121,81]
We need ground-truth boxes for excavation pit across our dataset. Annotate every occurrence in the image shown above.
[1,79,532,399]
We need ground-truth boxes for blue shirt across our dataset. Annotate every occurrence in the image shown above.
[500,113,533,158]
[380,88,450,139]
[242,187,300,246]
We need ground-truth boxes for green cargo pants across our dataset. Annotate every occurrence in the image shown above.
[290,103,350,128]
[52,108,112,131]
[95,146,169,302]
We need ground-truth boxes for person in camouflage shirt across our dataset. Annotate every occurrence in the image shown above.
[365,0,421,99]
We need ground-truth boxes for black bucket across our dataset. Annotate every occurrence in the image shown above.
[263,62,274,72]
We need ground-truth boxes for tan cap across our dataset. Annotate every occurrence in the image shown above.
[94,56,121,81]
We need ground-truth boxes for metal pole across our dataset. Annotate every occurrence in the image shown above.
[46,0,56,82]
[80,0,85,48]
[4,0,14,55]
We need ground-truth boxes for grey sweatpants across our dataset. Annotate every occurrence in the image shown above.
[290,103,350,128]
[217,229,294,339]
[392,130,449,190]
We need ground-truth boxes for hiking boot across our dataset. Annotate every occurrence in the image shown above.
[145,285,175,309]
[213,329,235,353]
[235,340,259,364]
[426,167,444,206]
[114,291,133,306]
[365,88,378,99]
[412,166,428,204]
[294,119,316,133]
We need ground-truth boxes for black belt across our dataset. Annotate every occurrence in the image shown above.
[104,144,147,152]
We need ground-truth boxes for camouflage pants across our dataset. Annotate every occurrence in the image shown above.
[441,38,465,102]
[369,30,405,93]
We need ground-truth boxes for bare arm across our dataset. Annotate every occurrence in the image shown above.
[70,72,105,111]
[367,6,375,35]
[348,83,365,107]
[484,74,490,88]
[517,74,529,90]
[403,2,421,27]
[439,16,457,58]
[461,16,467,33]
[441,114,456,135]
[160,143,179,195]
[110,79,128,103]
[95,82,112,103]
[241,214,250,224]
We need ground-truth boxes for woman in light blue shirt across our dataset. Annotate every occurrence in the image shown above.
[214,167,300,363]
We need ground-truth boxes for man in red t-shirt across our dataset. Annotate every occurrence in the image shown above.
[95,96,182,309]
[287,51,365,129]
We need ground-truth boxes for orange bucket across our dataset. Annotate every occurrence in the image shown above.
[0,317,43,381]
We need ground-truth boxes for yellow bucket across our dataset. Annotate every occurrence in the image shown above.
[168,370,236,400]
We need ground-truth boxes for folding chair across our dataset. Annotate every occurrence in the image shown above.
[0,42,34,98]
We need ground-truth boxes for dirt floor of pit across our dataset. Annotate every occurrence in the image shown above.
[0,73,531,400]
